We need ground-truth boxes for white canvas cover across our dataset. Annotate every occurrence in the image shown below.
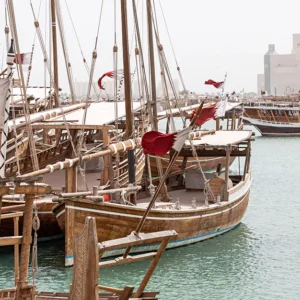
[0,78,10,129]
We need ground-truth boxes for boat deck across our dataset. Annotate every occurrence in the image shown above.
[137,189,210,210]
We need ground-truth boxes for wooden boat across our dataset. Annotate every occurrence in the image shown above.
[53,130,253,264]
[149,102,243,177]
[0,177,175,300]
[243,98,300,136]
[1,103,147,240]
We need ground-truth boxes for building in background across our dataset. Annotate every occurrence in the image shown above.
[258,34,300,95]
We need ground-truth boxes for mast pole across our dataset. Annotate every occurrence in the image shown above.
[147,0,158,130]
[51,0,60,107]
[121,0,135,202]
[147,0,169,201]
[121,0,133,138]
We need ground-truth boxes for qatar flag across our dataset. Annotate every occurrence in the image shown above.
[13,53,32,65]
[190,102,225,126]
[97,70,123,90]
[205,79,224,89]
[141,127,191,156]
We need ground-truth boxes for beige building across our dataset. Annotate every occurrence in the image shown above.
[259,34,300,95]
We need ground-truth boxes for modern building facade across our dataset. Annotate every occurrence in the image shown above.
[258,34,300,95]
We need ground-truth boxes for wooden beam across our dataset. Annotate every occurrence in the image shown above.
[176,148,248,157]
[0,211,23,220]
[14,216,20,285]
[19,195,34,286]
[224,148,231,201]
[98,230,177,251]
[0,185,51,196]
[134,239,170,297]
[119,286,134,300]
[98,285,123,295]
[30,124,115,130]
[100,128,110,186]
[0,236,23,246]
[99,252,156,269]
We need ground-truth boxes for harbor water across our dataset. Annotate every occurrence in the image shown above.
[1,125,300,299]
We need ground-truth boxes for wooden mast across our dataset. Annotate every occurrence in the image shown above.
[121,0,133,138]
[121,0,135,203]
[147,0,169,201]
[51,0,60,107]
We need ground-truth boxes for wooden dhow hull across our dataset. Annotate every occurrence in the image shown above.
[243,116,300,136]
[54,173,252,262]
[0,199,62,240]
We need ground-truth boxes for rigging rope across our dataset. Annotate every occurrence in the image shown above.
[7,0,40,172]
[64,0,100,100]
[76,0,104,189]
[55,0,76,103]
[31,204,40,285]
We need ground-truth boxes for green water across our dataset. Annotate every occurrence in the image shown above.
[1,130,300,299]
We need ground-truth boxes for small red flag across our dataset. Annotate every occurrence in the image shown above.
[205,79,224,89]
[13,53,32,65]
[190,102,225,126]
[141,131,177,156]
[97,70,124,90]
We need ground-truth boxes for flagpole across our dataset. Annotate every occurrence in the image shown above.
[122,102,204,258]
[220,72,227,130]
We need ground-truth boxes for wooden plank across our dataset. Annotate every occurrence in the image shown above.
[0,236,23,246]
[0,185,51,196]
[86,217,99,300]
[99,252,156,269]
[98,230,177,251]
[98,285,123,294]
[119,286,134,300]
[31,124,115,130]
[135,239,170,297]
[14,216,19,285]
[176,148,248,157]
[0,212,23,220]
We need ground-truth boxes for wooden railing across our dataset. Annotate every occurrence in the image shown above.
[0,211,23,285]
[70,216,178,300]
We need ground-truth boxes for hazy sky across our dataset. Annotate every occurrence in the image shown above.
[1,0,300,94]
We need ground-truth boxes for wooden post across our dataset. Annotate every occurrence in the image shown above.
[134,238,170,298]
[146,0,169,202]
[100,128,110,186]
[121,0,136,202]
[243,140,251,180]
[121,0,133,139]
[216,118,220,131]
[65,166,77,193]
[14,216,19,285]
[51,0,60,107]
[232,111,236,130]
[18,194,34,286]
[224,147,231,201]
[86,218,99,300]
[65,166,77,266]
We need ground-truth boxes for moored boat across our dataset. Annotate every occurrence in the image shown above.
[243,98,300,136]
[53,129,253,264]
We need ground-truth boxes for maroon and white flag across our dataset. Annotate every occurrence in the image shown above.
[141,127,191,157]
[97,70,123,90]
[13,52,32,65]
[205,79,224,89]
[190,102,225,126]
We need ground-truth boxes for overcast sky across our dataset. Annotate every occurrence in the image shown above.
[1,0,300,94]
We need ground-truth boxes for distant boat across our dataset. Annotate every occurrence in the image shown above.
[243,97,300,136]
